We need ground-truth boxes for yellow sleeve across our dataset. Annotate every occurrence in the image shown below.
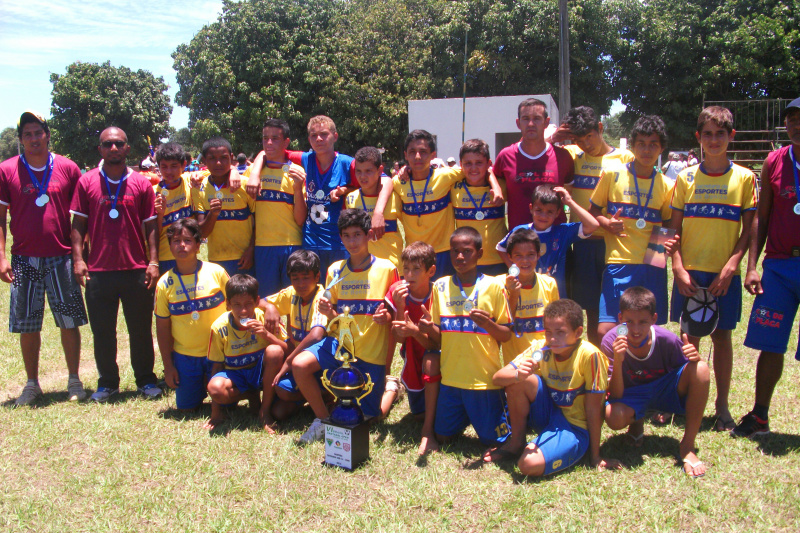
[581,348,609,393]
[392,176,403,197]
[266,288,292,315]
[660,178,674,221]
[326,264,339,305]
[190,186,208,214]
[671,172,687,211]
[345,191,357,209]
[437,167,464,187]
[742,170,758,210]
[590,170,611,208]
[207,326,225,363]
[547,280,559,303]
[430,283,442,326]
[155,280,170,317]
[491,280,511,325]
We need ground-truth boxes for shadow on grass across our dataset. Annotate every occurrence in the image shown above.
[754,432,800,456]
[643,413,721,433]
[1,389,146,409]
[371,412,425,451]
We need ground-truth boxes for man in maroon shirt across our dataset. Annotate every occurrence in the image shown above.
[0,111,89,406]
[70,127,162,402]
[733,97,800,438]
[493,98,574,229]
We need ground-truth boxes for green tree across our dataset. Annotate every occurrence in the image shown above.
[601,111,626,147]
[0,127,20,161]
[170,127,201,158]
[49,61,173,167]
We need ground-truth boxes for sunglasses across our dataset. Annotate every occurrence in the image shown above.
[101,140,127,149]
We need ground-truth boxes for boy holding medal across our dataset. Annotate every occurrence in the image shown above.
[205,274,289,430]
[153,142,193,273]
[291,209,399,443]
[668,106,757,432]
[589,115,675,340]
[155,218,230,411]
[191,137,256,277]
[492,299,621,475]
[418,226,513,449]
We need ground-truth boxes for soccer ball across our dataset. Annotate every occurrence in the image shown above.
[310,203,329,225]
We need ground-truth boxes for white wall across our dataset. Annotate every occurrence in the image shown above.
[407,94,559,162]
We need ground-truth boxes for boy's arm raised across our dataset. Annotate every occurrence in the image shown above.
[245,151,265,199]
[554,186,599,235]
[370,175,393,239]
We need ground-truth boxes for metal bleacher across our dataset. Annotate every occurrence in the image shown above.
[702,99,791,171]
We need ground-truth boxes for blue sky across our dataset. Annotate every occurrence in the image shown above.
[0,0,223,132]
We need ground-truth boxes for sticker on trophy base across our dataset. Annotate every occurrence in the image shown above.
[323,418,370,471]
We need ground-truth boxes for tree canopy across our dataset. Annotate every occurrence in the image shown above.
[0,127,20,162]
[49,61,172,167]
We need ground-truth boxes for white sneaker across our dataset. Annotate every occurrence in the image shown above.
[137,383,162,399]
[299,418,326,444]
[67,377,87,401]
[15,383,43,406]
[91,387,119,403]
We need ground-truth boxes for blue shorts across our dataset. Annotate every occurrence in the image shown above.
[159,260,177,274]
[407,389,425,416]
[477,263,507,277]
[600,264,668,324]
[670,270,742,330]
[569,239,605,311]
[173,352,213,409]
[608,364,687,421]
[213,259,255,279]
[255,245,300,298]
[434,384,509,446]
[435,251,454,280]
[527,375,591,475]
[744,258,800,359]
[212,362,264,395]
[315,249,348,284]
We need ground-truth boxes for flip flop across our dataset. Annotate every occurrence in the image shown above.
[482,447,522,464]
[624,431,644,447]
[714,414,735,432]
[683,458,706,479]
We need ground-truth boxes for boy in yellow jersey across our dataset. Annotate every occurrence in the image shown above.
[155,219,230,410]
[590,115,675,340]
[418,227,512,450]
[267,250,329,430]
[292,209,399,443]
[153,142,193,273]
[669,106,757,432]
[205,274,288,430]
[500,228,559,364]
[452,139,508,276]
[191,137,256,277]
[492,299,622,475]
[394,130,503,278]
[552,106,635,344]
[346,146,404,269]
[246,118,307,297]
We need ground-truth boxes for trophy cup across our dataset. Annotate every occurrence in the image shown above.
[320,306,373,470]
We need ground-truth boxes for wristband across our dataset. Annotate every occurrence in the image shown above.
[149,262,159,267]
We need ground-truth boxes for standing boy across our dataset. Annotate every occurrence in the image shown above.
[153,142,193,273]
[669,106,757,431]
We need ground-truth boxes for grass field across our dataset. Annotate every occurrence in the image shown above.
[1,264,799,532]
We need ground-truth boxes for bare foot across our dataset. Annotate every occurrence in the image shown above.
[202,417,225,430]
[482,443,524,463]
[418,434,440,456]
[258,408,278,435]
[682,451,706,478]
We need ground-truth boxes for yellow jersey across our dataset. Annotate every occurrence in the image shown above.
[191,177,256,261]
[154,176,194,261]
[245,163,303,247]
[393,167,462,252]
[501,273,559,362]
[451,179,508,266]
[208,308,287,369]
[345,189,404,270]
[267,284,328,344]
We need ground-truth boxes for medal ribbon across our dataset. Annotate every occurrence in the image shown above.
[628,163,657,224]
[462,183,488,217]
[325,255,375,292]
[174,261,201,318]
[20,153,53,199]
[100,168,126,214]
[408,168,433,219]
[296,286,319,337]
[790,148,800,206]
[455,273,483,311]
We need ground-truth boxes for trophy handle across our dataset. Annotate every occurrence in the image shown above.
[355,373,374,405]
[321,369,335,397]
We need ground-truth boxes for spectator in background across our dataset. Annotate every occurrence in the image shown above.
[237,153,249,174]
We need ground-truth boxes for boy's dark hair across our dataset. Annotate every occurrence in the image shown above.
[156,142,186,165]
[451,226,482,251]
[354,146,382,168]
[563,106,600,137]
[166,217,202,244]
[459,139,490,161]
[404,129,436,153]
[531,184,563,210]
[201,137,232,158]
[630,115,668,149]
[506,228,541,257]
[286,249,321,277]
[263,118,290,138]
[401,241,436,270]
[619,286,657,315]
[237,153,247,165]
[338,208,371,235]
[226,274,259,302]
[544,299,584,331]
[184,151,194,164]
[696,107,734,135]
[518,98,549,119]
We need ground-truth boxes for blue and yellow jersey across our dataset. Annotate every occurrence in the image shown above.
[451,180,508,266]
[431,275,511,390]
[564,145,634,238]
[267,284,328,344]
[245,163,303,247]
[326,256,399,366]
[393,167,462,252]
[671,163,757,274]
[190,177,256,261]
[208,309,287,370]
[501,273,559,362]
[590,163,674,264]
[515,339,609,430]
[345,189,404,270]
[154,177,194,261]
[154,261,229,357]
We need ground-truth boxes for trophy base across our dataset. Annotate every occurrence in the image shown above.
[322,417,371,471]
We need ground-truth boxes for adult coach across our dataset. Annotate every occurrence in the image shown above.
[733,97,800,438]
[0,111,89,405]
[493,98,574,229]
[70,127,162,402]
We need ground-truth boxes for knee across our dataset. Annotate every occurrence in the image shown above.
[264,345,284,366]
[518,446,546,477]
[604,406,631,431]
[291,352,315,374]
[691,360,711,383]
[207,377,228,398]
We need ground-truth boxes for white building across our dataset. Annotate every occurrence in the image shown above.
[407,94,559,162]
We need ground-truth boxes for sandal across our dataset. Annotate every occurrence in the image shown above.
[714,413,735,432]
[682,458,706,479]
[624,431,644,447]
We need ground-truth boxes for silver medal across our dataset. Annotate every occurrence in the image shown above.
[475,210,485,221]
[635,218,646,230]
[617,324,628,336]
[160,189,168,197]
[323,289,332,300]
[508,265,520,277]
[191,311,200,320]
[315,190,325,200]
[108,208,119,219]
[35,194,50,207]
[282,163,291,173]
[215,191,224,200]
[463,300,475,312]
[531,349,544,363]
[794,203,800,216]
[239,318,251,326]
